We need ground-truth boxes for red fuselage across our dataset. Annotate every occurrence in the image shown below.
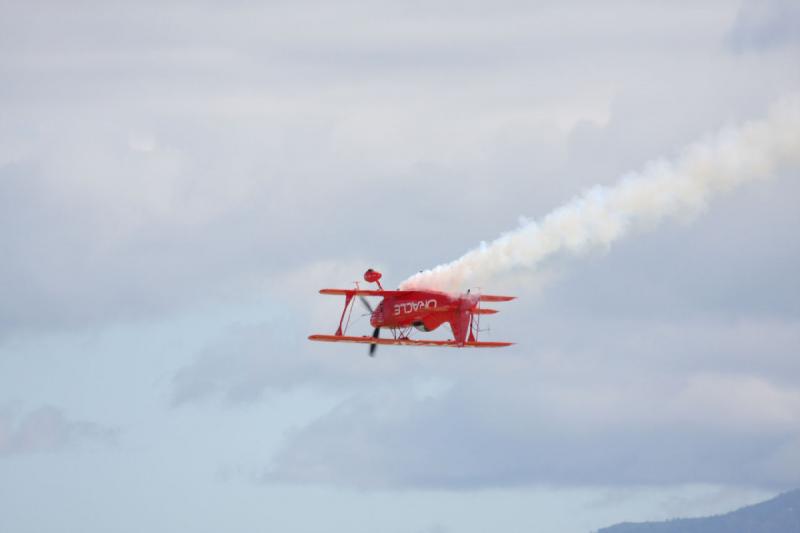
[370,290,479,345]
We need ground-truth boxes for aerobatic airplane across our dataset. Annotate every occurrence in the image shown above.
[308,269,514,355]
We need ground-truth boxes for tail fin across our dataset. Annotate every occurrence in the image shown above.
[449,310,472,347]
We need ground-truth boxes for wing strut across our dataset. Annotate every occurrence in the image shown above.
[335,293,354,336]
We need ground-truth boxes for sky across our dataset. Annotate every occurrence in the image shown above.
[1,1,799,532]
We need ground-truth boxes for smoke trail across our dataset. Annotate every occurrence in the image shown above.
[401,96,800,292]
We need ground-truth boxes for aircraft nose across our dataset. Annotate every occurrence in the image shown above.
[370,302,385,327]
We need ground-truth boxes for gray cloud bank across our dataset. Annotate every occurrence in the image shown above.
[264,383,800,489]
[262,312,800,489]
[0,405,117,455]
[2,0,797,339]
[2,0,799,498]
[727,0,800,52]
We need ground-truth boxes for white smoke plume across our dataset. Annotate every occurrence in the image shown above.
[401,96,800,293]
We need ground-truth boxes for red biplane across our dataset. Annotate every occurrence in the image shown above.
[308,269,514,355]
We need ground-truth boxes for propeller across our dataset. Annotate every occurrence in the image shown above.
[369,327,380,357]
[359,296,380,357]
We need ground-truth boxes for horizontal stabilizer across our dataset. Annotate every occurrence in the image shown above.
[309,334,512,348]
[473,308,498,315]
[478,294,515,302]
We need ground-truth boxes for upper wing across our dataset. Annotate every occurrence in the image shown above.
[309,334,512,348]
[319,289,385,297]
[319,289,423,297]
[321,289,515,301]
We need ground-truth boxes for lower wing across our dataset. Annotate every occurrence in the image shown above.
[308,334,512,348]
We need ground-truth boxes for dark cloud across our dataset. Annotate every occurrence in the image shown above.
[0,0,798,501]
[0,405,117,455]
[264,371,800,489]
[170,300,445,406]
[248,183,800,488]
[1,0,796,342]
[171,319,304,405]
[727,0,800,52]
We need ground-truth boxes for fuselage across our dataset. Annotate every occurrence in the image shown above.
[370,290,479,334]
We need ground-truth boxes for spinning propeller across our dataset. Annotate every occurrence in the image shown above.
[359,296,380,356]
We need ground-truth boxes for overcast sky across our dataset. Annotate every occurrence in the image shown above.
[1,1,799,532]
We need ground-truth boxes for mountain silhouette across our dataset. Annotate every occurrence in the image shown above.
[598,488,800,533]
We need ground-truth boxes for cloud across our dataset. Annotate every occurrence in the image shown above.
[0,7,798,531]
[0,0,796,344]
[170,313,437,406]
[0,405,117,455]
[264,370,800,489]
[168,258,414,405]
[727,0,800,52]
[171,319,304,405]
[254,266,800,491]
